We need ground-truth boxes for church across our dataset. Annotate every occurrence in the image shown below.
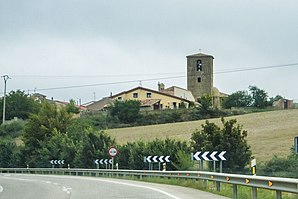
[86,52,228,112]
[186,52,228,107]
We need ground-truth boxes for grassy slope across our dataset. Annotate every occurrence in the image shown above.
[106,109,298,162]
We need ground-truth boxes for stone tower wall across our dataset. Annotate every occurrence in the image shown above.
[186,53,213,101]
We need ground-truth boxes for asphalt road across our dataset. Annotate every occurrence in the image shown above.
[0,173,229,199]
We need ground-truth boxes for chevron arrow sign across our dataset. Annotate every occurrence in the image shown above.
[50,159,65,165]
[95,159,112,165]
[192,151,226,161]
[144,156,171,163]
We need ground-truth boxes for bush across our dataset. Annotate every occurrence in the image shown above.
[0,120,26,138]
[259,149,298,178]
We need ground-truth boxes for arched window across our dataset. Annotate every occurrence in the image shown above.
[196,60,202,71]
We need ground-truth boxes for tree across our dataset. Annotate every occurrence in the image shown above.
[191,118,252,172]
[198,95,213,114]
[0,90,40,121]
[118,138,190,170]
[0,138,22,167]
[0,120,25,138]
[249,86,269,108]
[222,91,252,109]
[66,99,80,114]
[73,130,115,168]
[22,102,73,166]
[109,100,141,123]
[259,146,298,178]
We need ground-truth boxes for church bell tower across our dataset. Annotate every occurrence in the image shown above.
[186,52,214,102]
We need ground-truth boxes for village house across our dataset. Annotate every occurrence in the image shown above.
[110,86,192,111]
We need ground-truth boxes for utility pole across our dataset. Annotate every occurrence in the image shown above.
[2,75,10,124]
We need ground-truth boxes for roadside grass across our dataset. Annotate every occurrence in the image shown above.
[107,109,298,162]
[119,175,298,199]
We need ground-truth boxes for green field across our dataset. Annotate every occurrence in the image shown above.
[106,109,298,162]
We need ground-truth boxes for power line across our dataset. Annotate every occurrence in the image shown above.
[28,76,185,92]
[1,62,297,93]
[214,63,298,74]
[11,72,184,79]
[9,62,298,79]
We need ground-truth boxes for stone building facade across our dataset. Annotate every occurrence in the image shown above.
[186,53,214,102]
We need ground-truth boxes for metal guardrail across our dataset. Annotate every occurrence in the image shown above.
[0,168,297,199]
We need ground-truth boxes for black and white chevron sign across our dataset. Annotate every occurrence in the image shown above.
[144,156,170,163]
[94,159,112,165]
[50,159,65,165]
[192,151,226,161]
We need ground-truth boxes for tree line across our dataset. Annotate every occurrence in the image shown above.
[0,97,251,173]
[0,88,296,177]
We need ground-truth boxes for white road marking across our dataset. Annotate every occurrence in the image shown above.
[62,186,72,194]
[34,175,182,199]
[0,185,3,193]
[104,180,182,199]
[72,177,182,199]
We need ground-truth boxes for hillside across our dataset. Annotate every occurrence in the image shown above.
[106,109,298,162]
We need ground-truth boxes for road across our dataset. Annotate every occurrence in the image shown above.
[0,173,229,199]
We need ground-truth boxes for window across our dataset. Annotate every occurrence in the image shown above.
[173,102,177,109]
[197,77,201,83]
[196,60,202,71]
[133,93,138,98]
[117,97,122,100]
[146,92,152,98]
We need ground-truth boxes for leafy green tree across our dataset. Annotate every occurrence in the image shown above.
[0,90,40,121]
[118,138,190,170]
[172,150,193,170]
[22,102,73,166]
[0,120,26,138]
[222,91,252,109]
[0,138,22,167]
[191,118,252,172]
[66,99,80,114]
[260,147,298,178]
[35,130,76,168]
[109,100,141,123]
[73,130,115,168]
[249,85,270,108]
[198,95,213,114]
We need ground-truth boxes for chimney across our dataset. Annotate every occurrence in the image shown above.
[158,82,165,91]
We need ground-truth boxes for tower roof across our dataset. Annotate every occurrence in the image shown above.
[186,52,214,59]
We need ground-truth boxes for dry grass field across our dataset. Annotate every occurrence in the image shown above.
[106,109,298,162]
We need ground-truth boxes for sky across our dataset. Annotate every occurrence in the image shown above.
[1,0,298,104]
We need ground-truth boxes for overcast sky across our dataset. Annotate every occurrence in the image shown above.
[1,0,297,104]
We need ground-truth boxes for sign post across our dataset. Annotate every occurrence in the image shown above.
[295,136,298,154]
[251,158,257,175]
[108,146,118,170]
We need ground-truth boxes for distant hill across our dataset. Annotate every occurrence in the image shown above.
[107,109,298,162]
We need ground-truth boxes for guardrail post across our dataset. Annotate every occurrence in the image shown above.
[252,187,257,199]
[233,184,238,199]
[276,190,282,199]
[216,181,220,192]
